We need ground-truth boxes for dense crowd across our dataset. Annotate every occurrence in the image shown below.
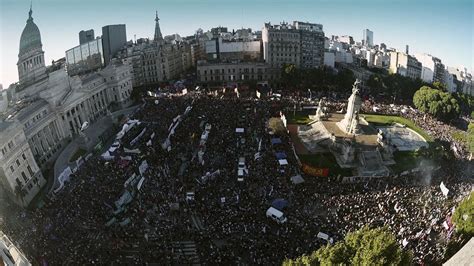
[1,89,472,265]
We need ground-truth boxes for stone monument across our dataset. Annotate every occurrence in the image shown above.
[338,79,362,135]
[309,99,327,122]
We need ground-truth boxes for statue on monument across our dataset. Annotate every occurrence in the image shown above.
[352,78,361,93]
[338,79,362,135]
[311,98,327,121]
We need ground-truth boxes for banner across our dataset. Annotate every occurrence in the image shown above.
[301,164,329,177]
[139,160,149,176]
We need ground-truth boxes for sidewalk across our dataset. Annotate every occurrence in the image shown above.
[50,105,140,194]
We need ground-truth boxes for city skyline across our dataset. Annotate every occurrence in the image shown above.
[0,0,472,86]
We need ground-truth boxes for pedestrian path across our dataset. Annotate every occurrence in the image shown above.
[171,240,200,265]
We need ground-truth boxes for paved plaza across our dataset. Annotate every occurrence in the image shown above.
[377,124,429,151]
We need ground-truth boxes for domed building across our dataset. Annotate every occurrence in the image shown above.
[17,6,46,85]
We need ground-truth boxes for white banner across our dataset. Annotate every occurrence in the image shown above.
[139,160,149,175]
[137,176,145,190]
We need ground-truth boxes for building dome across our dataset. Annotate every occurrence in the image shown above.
[19,8,42,56]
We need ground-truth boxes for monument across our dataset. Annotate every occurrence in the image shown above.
[337,79,362,135]
[309,98,328,122]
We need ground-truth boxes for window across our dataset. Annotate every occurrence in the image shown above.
[16,159,20,166]
[10,166,14,173]
[27,165,34,176]
[21,171,28,182]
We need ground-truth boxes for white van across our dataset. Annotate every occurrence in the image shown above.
[238,157,246,169]
[237,169,245,182]
[266,207,287,224]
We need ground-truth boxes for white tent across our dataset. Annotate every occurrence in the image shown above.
[278,159,288,166]
[235,128,244,133]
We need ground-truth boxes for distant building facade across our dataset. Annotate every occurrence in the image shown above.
[389,51,422,79]
[448,66,473,95]
[262,21,325,69]
[205,37,261,62]
[102,24,127,65]
[65,38,104,76]
[363,29,373,47]
[197,61,276,82]
[79,29,94,44]
[414,53,445,83]
[116,12,193,86]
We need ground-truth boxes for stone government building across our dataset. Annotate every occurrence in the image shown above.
[0,7,133,207]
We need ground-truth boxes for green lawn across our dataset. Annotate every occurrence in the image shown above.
[70,148,87,162]
[299,153,353,176]
[287,113,312,125]
[362,114,433,142]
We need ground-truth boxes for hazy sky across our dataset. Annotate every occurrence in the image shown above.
[0,0,472,87]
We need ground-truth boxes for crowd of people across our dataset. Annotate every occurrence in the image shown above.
[0,88,472,265]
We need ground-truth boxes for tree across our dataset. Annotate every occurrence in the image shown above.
[432,81,447,91]
[413,86,460,121]
[14,179,27,205]
[367,74,383,90]
[468,123,474,154]
[268,117,286,136]
[283,226,412,266]
[281,64,300,89]
[452,191,474,237]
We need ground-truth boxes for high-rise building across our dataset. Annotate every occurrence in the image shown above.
[337,35,354,45]
[389,51,422,79]
[363,29,373,47]
[294,21,325,68]
[17,6,47,86]
[79,29,95,44]
[414,53,445,83]
[262,21,325,69]
[102,24,127,65]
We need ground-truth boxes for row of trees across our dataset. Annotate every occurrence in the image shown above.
[283,226,412,265]
[280,64,355,92]
[366,73,426,102]
[413,86,461,121]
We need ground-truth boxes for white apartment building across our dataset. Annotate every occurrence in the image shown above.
[448,66,473,95]
[389,51,422,79]
[414,53,445,83]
